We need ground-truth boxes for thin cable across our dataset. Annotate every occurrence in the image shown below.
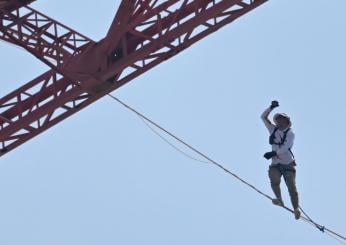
[301,218,346,245]
[138,115,210,164]
[299,205,325,232]
[325,232,346,245]
[108,93,274,200]
[107,93,346,242]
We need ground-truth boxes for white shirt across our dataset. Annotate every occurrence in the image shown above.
[261,107,295,165]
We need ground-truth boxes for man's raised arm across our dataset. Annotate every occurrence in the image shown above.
[261,101,279,132]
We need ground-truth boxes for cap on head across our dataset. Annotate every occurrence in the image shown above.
[273,113,292,127]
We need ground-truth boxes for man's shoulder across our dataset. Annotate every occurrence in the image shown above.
[287,128,295,137]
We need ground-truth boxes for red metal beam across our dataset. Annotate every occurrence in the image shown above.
[0,0,268,157]
[0,0,36,12]
[0,5,95,71]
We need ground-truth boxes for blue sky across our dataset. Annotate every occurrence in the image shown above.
[0,0,345,244]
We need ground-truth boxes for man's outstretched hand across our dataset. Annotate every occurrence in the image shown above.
[264,151,277,160]
[270,100,279,109]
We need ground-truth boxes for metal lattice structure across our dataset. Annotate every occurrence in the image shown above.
[0,0,267,157]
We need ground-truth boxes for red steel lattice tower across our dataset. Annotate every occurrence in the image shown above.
[0,0,267,157]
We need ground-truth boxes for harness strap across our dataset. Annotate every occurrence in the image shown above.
[269,127,295,159]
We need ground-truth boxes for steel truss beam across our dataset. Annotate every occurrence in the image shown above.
[0,0,267,156]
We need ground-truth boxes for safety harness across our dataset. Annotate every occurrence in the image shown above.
[269,127,296,175]
[269,127,295,158]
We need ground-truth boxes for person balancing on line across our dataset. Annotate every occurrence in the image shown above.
[261,100,301,220]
